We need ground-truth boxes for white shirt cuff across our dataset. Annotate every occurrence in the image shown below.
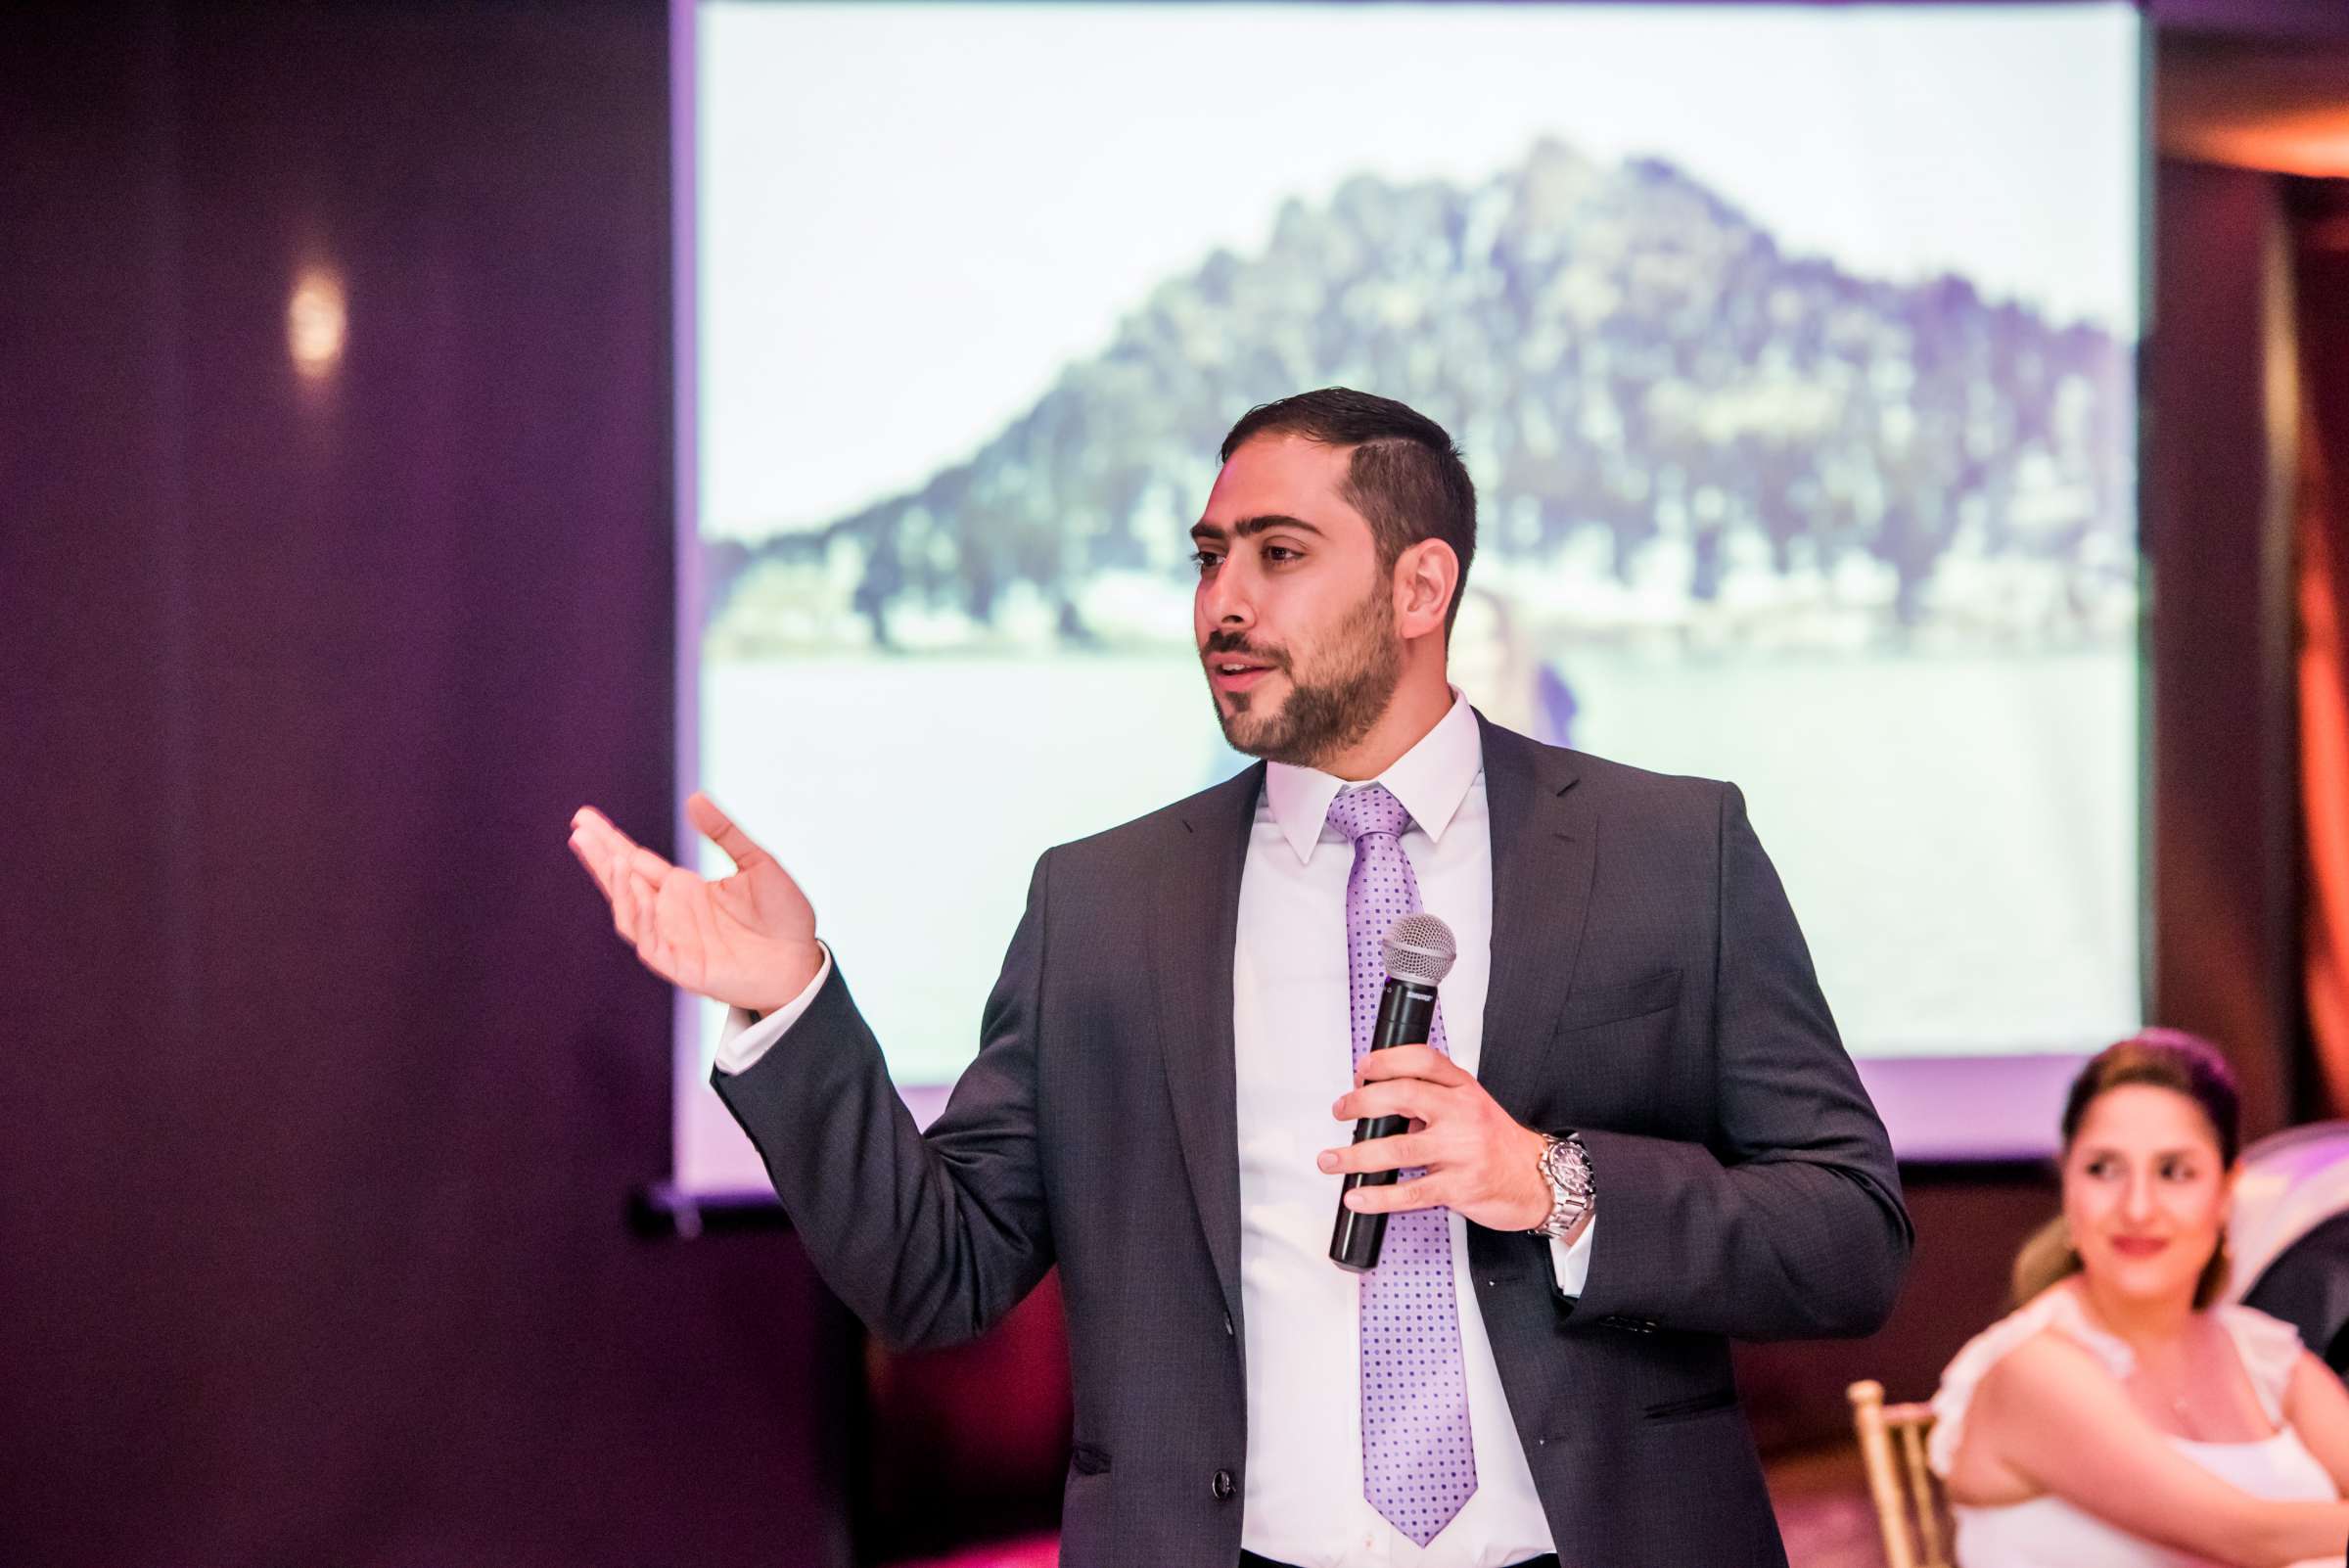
[713,943,833,1077]
[1548,1215,1595,1297]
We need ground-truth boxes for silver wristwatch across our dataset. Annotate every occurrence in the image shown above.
[1527,1132,1595,1240]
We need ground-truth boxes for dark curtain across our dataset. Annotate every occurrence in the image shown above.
[0,6,851,1563]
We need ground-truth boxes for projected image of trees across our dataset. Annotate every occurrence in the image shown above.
[706,141,2130,662]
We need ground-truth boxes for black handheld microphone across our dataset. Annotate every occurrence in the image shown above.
[1329,911,1458,1273]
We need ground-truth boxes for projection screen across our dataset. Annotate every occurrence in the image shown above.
[673,0,2144,1198]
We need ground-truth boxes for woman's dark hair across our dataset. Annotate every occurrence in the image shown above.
[2010,1029,2242,1309]
[2059,1029,2240,1165]
[1219,388,1477,635]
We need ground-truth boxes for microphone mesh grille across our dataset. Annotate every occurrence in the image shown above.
[1382,912,1457,985]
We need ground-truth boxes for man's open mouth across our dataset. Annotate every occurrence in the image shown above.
[1208,657,1277,693]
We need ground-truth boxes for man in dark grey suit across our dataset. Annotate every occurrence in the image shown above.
[572,390,1910,1567]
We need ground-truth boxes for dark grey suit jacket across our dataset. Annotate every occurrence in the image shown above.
[716,715,1911,1567]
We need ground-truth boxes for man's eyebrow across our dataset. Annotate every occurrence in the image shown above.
[1189,514,1325,540]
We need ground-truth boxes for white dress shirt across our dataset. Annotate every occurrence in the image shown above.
[718,692,1590,1565]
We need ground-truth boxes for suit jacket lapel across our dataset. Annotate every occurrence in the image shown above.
[1474,715,1595,1121]
[1154,761,1263,1332]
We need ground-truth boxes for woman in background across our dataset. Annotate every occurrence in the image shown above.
[1930,1031,2349,1567]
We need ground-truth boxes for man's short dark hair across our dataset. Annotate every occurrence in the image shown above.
[1219,388,1477,636]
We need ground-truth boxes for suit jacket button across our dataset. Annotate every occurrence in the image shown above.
[1211,1468,1236,1500]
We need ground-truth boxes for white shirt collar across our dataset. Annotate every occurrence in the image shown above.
[1262,689,1484,865]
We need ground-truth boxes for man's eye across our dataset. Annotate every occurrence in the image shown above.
[1191,550,1221,570]
[1264,546,1302,564]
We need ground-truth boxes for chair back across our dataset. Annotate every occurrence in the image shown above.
[1846,1379,1951,1568]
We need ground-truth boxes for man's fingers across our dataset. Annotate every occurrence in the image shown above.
[1318,1132,1428,1176]
[1343,1176,1441,1215]
[575,805,721,992]
[1356,1045,1469,1087]
[687,792,771,872]
[655,868,714,982]
[568,829,609,895]
[571,805,640,857]
[570,821,619,899]
[611,853,642,941]
[570,807,644,901]
[620,858,658,944]
[1334,1080,1441,1126]
[613,847,675,944]
[628,869,664,961]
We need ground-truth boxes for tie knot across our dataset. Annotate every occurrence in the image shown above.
[1326,782,1413,844]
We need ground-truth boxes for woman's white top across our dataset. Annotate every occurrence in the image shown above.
[1929,1285,2338,1568]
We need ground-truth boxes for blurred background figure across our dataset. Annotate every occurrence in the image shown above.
[1447,585,1578,751]
[1931,1035,2349,1568]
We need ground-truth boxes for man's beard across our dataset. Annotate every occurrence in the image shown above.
[1205,587,1403,769]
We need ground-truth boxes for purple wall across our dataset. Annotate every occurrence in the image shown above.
[1,6,851,1564]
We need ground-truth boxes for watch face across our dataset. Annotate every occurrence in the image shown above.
[1543,1142,1589,1211]
[1528,1136,1591,1237]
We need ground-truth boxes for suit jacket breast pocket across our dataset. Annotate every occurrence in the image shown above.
[1554,966,1681,1036]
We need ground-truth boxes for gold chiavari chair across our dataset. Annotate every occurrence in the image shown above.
[1847,1379,1951,1568]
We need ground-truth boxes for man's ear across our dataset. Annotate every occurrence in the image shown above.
[1393,538,1459,641]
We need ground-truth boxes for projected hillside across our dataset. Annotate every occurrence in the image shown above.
[706,140,2132,659]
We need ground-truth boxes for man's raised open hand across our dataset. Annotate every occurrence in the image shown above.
[568,793,824,1015]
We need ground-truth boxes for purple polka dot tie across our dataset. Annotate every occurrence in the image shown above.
[1326,783,1477,1546]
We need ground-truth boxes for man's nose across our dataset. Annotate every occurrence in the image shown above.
[1201,564,1254,629]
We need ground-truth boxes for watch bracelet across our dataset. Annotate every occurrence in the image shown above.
[1529,1131,1594,1239]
